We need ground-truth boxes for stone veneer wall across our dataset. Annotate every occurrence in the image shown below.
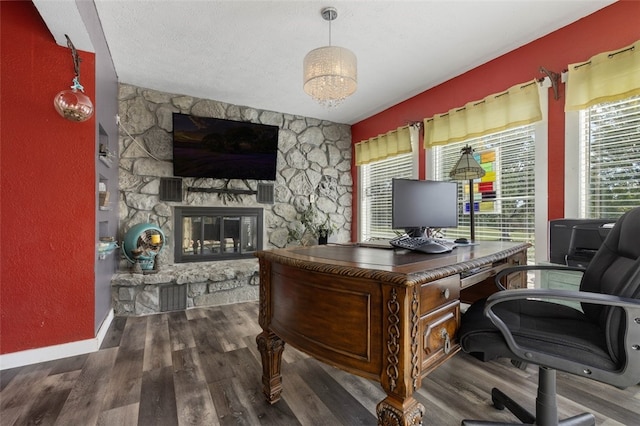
[112,83,353,315]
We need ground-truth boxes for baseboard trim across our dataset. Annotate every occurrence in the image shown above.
[0,310,115,370]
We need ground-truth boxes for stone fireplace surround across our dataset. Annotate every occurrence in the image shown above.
[112,84,353,315]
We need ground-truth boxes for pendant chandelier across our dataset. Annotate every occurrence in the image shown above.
[53,34,94,122]
[303,7,357,108]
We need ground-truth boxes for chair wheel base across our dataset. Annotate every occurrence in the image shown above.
[462,368,596,426]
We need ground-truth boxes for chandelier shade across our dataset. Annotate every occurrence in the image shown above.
[303,46,357,107]
[303,7,357,107]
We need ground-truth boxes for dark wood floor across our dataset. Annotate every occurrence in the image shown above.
[1,301,639,425]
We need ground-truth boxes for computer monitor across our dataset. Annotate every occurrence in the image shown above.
[392,179,458,237]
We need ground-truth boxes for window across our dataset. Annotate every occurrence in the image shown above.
[359,152,416,240]
[358,83,548,259]
[578,95,640,219]
[429,125,537,262]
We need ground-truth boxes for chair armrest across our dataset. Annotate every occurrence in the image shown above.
[494,264,586,290]
[482,289,640,388]
[485,288,639,311]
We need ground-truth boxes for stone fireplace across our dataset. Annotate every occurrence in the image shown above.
[112,83,354,315]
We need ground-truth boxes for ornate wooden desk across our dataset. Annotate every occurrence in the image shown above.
[256,242,528,425]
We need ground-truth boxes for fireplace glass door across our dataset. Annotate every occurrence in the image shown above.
[175,207,262,262]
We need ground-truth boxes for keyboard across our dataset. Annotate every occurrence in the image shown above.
[390,235,456,254]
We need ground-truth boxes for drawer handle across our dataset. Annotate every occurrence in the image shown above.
[441,288,450,299]
[440,328,451,354]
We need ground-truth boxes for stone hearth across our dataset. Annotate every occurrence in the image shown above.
[112,259,259,316]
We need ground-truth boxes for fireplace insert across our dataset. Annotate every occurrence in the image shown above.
[174,207,263,263]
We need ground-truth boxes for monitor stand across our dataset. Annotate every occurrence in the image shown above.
[404,227,428,238]
[403,227,449,242]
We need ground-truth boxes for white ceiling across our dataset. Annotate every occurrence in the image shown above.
[36,0,615,125]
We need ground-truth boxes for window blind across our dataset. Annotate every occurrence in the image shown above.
[359,152,414,240]
[431,125,536,262]
[579,95,640,218]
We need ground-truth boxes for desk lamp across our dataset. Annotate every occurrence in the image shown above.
[449,145,486,242]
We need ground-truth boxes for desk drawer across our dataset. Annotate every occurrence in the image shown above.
[420,275,460,315]
[420,302,460,372]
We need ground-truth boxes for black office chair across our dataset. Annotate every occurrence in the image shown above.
[459,207,640,426]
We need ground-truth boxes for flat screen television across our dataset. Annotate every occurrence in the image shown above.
[392,179,458,236]
[172,113,279,180]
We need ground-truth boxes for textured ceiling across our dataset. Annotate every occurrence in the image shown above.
[36,0,615,124]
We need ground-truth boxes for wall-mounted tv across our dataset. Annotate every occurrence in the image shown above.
[172,113,279,180]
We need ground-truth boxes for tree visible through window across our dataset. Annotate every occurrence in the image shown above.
[579,95,640,219]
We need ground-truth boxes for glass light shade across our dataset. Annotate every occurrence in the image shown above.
[449,147,486,180]
[54,89,94,122]
[303,45,357,107]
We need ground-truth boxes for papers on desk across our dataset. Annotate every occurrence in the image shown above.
[356,239,394,249]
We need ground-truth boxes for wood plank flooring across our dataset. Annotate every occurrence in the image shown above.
[2,301,639,425]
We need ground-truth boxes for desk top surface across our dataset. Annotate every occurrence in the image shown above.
[257,241,529,284]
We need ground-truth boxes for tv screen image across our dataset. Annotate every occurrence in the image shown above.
[172,113,279,180]
[392,179,458,235]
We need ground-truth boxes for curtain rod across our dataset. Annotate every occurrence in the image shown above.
[539,66,560,100]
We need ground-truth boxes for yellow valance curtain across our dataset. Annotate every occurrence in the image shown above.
[354,125,413,166]
[423,80,542,148]
[565,39,640,111]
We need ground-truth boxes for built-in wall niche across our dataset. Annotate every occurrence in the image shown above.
[98,124,114,167]
[97,220,118,259]
[98,175,110,210]
[174,207,263,263]
[99,221,109,238]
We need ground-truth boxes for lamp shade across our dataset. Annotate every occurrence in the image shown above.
[449,146,486,180]
[303,45,357,107]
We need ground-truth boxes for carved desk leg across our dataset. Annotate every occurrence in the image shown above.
[377,285,425,425]
[256,258,284,403]
[256,330,285,404]
[377,397,425,426]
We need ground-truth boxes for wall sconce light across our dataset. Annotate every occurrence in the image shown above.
[53,34,94,122]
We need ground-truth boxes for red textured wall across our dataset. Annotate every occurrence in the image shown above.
[1,2,96,354]
[351,0,640,241]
